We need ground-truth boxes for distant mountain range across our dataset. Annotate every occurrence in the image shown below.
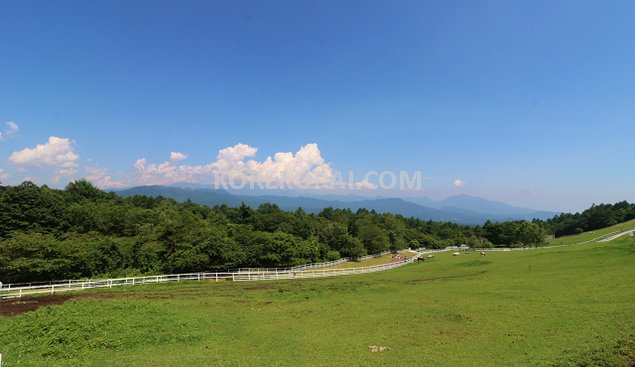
[113,185,558,224]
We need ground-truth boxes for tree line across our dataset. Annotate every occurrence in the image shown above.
[1,180,626,283]
[541,201,635,237]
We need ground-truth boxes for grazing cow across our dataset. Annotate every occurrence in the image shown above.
[453,252,460,256]
[480,251,486,257]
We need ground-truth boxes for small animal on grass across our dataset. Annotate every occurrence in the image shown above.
[427,254,435,259]
[480,251,486,256]
[453,252,461,256]
[368,345,390,352]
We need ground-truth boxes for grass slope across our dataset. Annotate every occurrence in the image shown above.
[1,239,634,366]
[329,251,418,269]
[548,219,635,246]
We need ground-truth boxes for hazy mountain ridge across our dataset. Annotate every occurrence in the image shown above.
[113,185,558,224]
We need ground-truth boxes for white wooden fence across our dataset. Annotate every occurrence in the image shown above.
[231,259,414,281]
[472,247,535,252]
[228,250,402,274]
[0,272,235,299]
[0,245,577,300]
[0,252,422,300]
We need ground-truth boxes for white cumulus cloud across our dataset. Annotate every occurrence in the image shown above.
[85,166,126,188]
[131,143,337,189]
[453,179,466,188]
[86,143,378,191]
[133,156,213,185]
[170,152,188,161]
[212,143,336,189]
[9,136,80,176]
[353,178,378,190]
[0,121,19,141]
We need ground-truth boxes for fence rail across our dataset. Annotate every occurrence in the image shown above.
[0,272,237,299]
[228,249,410,274]
[0,248,447,299]
[231,259,415,282]
[1,245,583,300]
[472,247,536,252]
[0,253,423,299]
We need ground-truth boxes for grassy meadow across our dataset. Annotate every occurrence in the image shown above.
[1,236,634,366]
[547,218,635,246]
[328,251,418,269]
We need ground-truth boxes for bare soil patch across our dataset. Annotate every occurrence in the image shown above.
[0,287,222,316]
[0,293,129,316]
[0,295,73,316]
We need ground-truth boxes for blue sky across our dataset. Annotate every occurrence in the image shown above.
[1,0,634,212]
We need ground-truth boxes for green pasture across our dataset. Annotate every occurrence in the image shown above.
[1,237,634,366]
[329,251,418,269]
[548,218,635,246]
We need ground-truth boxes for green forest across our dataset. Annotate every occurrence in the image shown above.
[0,180,632,283]
[543,201,635,237]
